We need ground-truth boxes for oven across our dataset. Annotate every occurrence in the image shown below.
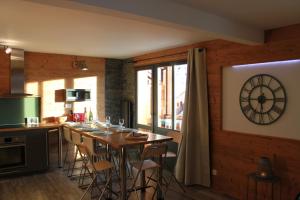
[0,136,26,172]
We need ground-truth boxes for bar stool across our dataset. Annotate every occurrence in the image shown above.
[69,129,83,178]
[77,136,115,200]
[128,143,168,200]
[79,134,108,187]
[163,131,185,193]
[146,131,185,194]
[62,126,76,176]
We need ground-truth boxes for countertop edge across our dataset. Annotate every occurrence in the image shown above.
[0,123,62,132]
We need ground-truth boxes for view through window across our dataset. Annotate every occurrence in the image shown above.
[137,70,152,126]
[137,62,187,132]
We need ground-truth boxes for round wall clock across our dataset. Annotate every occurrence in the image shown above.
[239,74,287,125]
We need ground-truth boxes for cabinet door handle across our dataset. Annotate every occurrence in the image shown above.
[48,129,59,133]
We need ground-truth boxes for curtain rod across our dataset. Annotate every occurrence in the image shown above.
[133,51,188,63]
[129,47,204,64]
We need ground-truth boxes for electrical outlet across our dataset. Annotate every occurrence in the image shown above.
[212,169,218,176]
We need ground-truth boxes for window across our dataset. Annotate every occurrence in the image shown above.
[137,70,152,126]
[136,62,187,132]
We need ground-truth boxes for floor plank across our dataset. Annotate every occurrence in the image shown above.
[0,168,233,200]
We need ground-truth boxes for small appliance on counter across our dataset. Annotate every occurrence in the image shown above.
[25,117,39,125]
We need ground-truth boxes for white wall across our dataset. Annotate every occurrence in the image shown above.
[222,60,300,140]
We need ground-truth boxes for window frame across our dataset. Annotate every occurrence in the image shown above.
[135,60,187,133]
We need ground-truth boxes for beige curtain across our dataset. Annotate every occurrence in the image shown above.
[175,48,210,186]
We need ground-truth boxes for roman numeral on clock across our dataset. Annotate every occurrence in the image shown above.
[242,104,251,114]
[267,112,274,121]
[273,105,283,114]
[274,98,285,102]
[257,75,264,85]
[243,87,251,94]
[250,111,256,121]
[259,114,264,124]
[250,79,256,87]
[241,97,248,102]
[273,86,282,93]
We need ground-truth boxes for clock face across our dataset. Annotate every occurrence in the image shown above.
[239,74,286,125]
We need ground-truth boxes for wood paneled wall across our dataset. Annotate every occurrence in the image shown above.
[0,51,105,120]
[133,25,300,199]
[25,52,105,120]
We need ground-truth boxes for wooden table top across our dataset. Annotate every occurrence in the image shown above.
[66,124,173,149]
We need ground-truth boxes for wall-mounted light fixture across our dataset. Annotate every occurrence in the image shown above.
[4,46,12,54]
[73,57,88,71]
[0,44,12,54]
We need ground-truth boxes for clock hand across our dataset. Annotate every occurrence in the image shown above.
[260,85,263,95]
[254,102,259,112]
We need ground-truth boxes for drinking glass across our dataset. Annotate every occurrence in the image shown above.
[119,118,125,132]
[105,116,111,134]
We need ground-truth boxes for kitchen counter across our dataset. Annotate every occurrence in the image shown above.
[0,123,62,132]
[0,123,64,176]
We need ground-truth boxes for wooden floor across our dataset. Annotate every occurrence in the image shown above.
[0,168,234,200]
[0,139,233,200]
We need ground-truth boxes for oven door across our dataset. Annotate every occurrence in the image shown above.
[0,144,26,171]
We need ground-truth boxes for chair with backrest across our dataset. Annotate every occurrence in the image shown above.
[68,128,83,178]
[128,143,168,200]
[164,131,185,193]
[78,136,114,200]
[62,126,72,167]
[62,126,77,176]
[147,131,185,193]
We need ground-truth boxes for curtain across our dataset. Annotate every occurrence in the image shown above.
[175,48,211,186]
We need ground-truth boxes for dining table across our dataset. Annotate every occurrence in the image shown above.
[66,123,173,200]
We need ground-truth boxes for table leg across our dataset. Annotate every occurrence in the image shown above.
[139,144,146,191]
[255,181,257,200]
[120,147,127,200]
[271,182,274,200]
[157,154,163,200]
[58,127,63,168]
[246,176,250,200]
[107,144,112,200]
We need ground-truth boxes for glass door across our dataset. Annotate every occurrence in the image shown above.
[136,69,153,130]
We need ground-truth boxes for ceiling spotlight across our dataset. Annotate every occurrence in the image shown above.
[5,46,12,54]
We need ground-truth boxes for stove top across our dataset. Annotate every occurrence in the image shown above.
[0,124,24,129]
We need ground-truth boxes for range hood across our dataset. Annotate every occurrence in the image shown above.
[2,48,32,97]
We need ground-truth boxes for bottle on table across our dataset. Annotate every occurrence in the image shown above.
[84,107,88,123]
[89,108,93,122]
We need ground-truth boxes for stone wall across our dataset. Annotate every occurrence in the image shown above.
[122,60,136,127]
[105,58,123,124]
[105,58,136,126]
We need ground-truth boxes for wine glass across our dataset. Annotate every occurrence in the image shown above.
[105,116,111,134]
[119,118,125,132]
